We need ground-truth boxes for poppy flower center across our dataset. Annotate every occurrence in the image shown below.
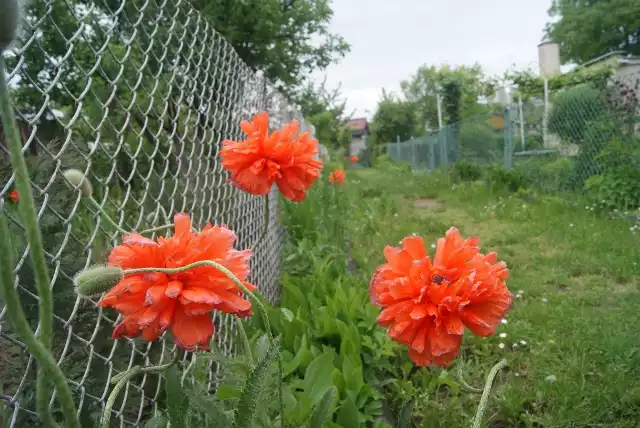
[431,274,447,285]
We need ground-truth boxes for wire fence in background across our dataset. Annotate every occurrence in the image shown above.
[0,1,313,426]
[386,69,640,206]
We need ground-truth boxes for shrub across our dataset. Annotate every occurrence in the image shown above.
[548,84,606,146]
[584,137,640,211]
[487,166,527,193]
[453,160,483,182]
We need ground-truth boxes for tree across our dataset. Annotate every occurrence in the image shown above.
[370,90,420,145]
[400,64,493,130]
[545,0,640,64]
[294,78,352,150]
[191,0,350,94]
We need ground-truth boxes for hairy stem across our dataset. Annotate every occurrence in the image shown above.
[102,366,141,428]
[139,224,174,235]
[123,259,285,426]
[0,54,73,428]
[472,359,508,428]
[236,318,253,363]
[0,211,81,428]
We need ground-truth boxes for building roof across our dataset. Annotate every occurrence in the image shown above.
[346,118,368,137]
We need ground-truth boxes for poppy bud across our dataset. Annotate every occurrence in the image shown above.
[63,169,93,197]
[74,266,123,296]
[0,0,20,52]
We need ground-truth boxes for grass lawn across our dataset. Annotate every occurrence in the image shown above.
[344,165,640,428]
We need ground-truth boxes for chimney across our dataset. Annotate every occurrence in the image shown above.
[538,41,561,78]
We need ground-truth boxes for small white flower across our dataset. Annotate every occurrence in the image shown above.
[499,343,505,349]
[542,297,548,303]
[514,372,520,377]
[545,374,557,383]
[520,340,527,346]
[431,244,436,249]
[499,332,507,338]
[501,319,508,324]
[512,343,518,348]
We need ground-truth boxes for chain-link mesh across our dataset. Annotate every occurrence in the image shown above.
[0,1,313,426]
[386,112,506,170]
[386,70,640,202]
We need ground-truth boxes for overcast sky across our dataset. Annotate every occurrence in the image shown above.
[312,0,553,118]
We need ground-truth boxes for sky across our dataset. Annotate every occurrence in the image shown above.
[312,0,553,119]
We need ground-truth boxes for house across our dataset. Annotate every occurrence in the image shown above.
[346,118,368,156]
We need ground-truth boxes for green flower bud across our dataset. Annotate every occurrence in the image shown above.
[74,265,123,296]
[0,0,20,52]
[63,169,93,197]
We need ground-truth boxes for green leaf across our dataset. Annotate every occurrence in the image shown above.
[216,384,243,401]
[309,386,337,428]
[186,387,232,427]
[397,400,414,428]
[342,356,363,402]
[281,307,295,322]
[303,351,336,406]
[335,397,360,428]
[164,367,188,428]
[233,339,280,428]
[283,335,309,377]
[143,415,167,428]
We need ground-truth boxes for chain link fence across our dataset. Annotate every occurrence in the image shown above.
[386,69,640,208]
[0,1,314,426]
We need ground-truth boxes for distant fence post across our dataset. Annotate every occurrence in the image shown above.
[411,141,417,169]
[428,135,435,171]
[503,106,513,169]
[441,127,449,166]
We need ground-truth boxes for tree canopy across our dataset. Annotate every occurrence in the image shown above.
[545,0,640,64]
[191,0,350,94]
[400,64,493,130]
[370,90,420,145]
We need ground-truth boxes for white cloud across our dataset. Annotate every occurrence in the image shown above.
[314,0,552,117]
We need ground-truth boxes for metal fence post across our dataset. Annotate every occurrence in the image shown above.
[503,106,513,169]
[428,135,436,171]
[411,141,417,169]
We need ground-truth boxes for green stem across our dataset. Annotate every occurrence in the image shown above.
[103,350,180,428]
[88,196,128,234]
[102,366,141,428]
[139,224,174,235]
[122,259,285,426]
[235,318,253,363]
[0,54,72,428]
[471,359,507,428]
[0,211,81,428]
[36,382,59,428]
[457,362,483,393]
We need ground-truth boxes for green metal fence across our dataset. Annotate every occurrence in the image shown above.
[0,1,313,426]
[386,69,640,208]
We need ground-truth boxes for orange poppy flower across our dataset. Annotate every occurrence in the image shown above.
[8,189,19,203]
[99,213,256,351]
[350,155,359,162]
[329,169,345,185]
[220,112,323,203]
[369,228,512,367]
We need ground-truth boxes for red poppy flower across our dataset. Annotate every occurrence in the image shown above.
[8,189,19,203]
[329,169,345,185]
[99,213,256,351]
[220,112,323,203]
[369,228,512,367]
[350,155,359,162]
